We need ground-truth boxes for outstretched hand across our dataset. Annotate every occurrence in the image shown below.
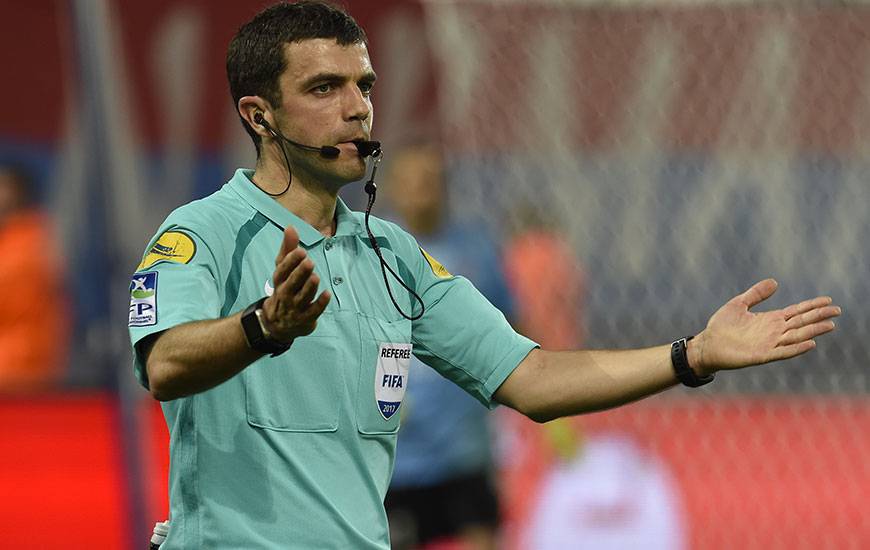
[690,279,840,376]
[261,226,331,343]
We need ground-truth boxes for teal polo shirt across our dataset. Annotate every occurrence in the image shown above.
[128,168,537,549]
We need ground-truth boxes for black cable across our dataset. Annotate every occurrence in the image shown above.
[261,127,293,197]
[363,153,425,321]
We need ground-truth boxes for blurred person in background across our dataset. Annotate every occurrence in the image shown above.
[498,204,586,546]
[384,141,514,550]
[502,204,585,349]
[0,163,69,392]
[501,211,686,549]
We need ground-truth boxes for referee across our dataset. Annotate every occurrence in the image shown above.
[128,2,841,549]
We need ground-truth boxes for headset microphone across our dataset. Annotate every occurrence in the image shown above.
[253,112,340,158]
[250,111,422,320]
[354,140,381,159]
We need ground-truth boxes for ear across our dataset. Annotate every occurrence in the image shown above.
[238,96,272,138]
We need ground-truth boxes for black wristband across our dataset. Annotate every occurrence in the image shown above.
[240,297,291,357]
[671,336,714,388]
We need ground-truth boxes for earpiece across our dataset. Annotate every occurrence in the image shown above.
[254,111,275,136]
[253,111,279,139]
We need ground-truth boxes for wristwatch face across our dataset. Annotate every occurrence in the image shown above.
[241,302,266,348]
[254,308,273,340]
[241,299,289,355]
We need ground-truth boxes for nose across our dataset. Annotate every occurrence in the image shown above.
[344,85,371,123]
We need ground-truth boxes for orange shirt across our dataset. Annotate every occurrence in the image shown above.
[0,210,69,391]
[503,229,584,349]
[499,229,587,549]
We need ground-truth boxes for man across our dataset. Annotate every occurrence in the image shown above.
[0,163,68,392]
[383,142,513,550]
[128,2,840,549]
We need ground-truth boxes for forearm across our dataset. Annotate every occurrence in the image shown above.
[494,280,840,423]
[496,345,685,422]
[144,312,263,401]
[141,228,333,401]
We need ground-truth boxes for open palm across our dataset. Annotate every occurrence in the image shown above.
[695,279,840,375]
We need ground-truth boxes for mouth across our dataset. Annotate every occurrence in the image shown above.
[335,135,369,145]
[332,136,373,159]
[335,141,366,153]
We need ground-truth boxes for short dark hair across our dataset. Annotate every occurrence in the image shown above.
[226,1,367,154]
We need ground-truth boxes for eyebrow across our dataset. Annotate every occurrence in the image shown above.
[299,70,378,90]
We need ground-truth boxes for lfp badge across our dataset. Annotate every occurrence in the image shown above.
[374,343,412,420]
[129,271,158,327]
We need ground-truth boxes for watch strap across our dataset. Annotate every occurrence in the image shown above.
[241,297,291,357]
[671,336,714,387]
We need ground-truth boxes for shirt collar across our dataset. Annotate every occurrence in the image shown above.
[227,169,363,246]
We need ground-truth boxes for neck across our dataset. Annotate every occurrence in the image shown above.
[252,158,338,237]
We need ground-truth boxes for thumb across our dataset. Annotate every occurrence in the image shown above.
[739,278,778,309]
[276,225,300,264]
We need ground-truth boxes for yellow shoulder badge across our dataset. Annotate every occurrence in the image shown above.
[137,230,196,270]
[420,248,452,279]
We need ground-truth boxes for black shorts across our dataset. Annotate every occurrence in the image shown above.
[385,471,500,547]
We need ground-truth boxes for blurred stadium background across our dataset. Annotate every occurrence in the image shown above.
[1,0,868,548]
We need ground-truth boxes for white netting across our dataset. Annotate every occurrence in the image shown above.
[424,0,869,394]
[421,1,870,547]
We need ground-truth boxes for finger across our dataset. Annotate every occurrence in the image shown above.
[273,248,307,286]
[300,290,331,321]
[739,278,778,309]
[779,320,836,346]
[768,340,816,362]
[276,226,300,265]
[293,272,320,307]
[784,304,841,331]
[783,296,833,321]
[279,258,315,297]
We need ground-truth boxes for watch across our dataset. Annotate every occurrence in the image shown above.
[671,336,715,387]
[240,297,291,357]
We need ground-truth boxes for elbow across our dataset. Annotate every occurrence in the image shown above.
[139,333,178,401]
[149,384,174,402]
[502,391,557,424]
[148,379,174,402]
[496,349,559,423]
[524,405,558,425]
[529,411,555,424]
[146,360,178,402]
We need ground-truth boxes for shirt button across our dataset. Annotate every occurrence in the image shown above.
[332,276,344,285]
[324,241,333,251]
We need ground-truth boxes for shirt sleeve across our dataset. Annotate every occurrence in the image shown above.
[127,224,222,389]
[402,230,539,409]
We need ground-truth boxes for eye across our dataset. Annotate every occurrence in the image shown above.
[359,81,374,96]
[313,83,332,95]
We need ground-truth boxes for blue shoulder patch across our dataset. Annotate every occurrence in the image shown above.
[129,271,158,327]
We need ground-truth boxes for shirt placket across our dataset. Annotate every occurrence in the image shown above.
[320,236,350,308]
